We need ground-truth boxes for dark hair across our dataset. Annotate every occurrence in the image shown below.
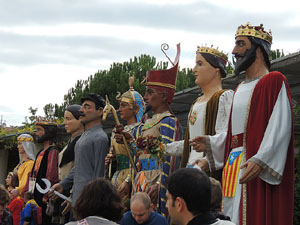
[0,185,10,205]
[66,104,82,120]
[167,168,211,215]
[248,36,271,68]
[11,172,19,188]
[73,178,123,222]
[209,177,222,210]
[24,191,34,201]
[7,172,19,188]
[81,93,106,110]
[201,53,227,78]
[36,124,57,144]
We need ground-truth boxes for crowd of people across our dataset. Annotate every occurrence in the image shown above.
[0,22,294,225]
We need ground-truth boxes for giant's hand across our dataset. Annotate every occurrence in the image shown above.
[105,151,115,166]
[194,158,209,171]
[114,125,133,144]
[239,161,262,184]
[147,183,160,205]
[118,181,130,199]
[189,136,206,152]
[48,183,63,201]
[61,200,71,216]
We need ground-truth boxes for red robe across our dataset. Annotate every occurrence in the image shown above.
[224,71,294,225]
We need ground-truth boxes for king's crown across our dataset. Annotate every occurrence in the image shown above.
[236,22,272,44]
[197,45,228,64]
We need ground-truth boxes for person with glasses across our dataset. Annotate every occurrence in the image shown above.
[50,93,109,220]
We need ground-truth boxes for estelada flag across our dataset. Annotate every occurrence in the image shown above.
[222,151,243,197]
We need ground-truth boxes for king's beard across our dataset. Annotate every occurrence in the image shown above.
[233,44,258,76]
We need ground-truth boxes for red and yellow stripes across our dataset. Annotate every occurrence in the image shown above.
[222,151,243,197]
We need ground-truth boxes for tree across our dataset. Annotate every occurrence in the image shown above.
[270,49,285,61]
[28,107,38,126]
[48,54,196,120]
[43,103,55,119]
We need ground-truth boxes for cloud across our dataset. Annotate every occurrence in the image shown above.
[1,0,300,126]
[0,105,14,114]
[1,0,299,37]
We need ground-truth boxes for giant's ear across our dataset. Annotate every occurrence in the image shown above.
[97,107,104,118]
[215,68,222,78]
[161,92,169,102]
[133,105,139,114]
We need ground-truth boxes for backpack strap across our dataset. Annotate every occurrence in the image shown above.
[30,203,38,225]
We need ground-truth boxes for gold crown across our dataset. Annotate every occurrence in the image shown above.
[236,22,272,44]
[197,45,228,64]
[36,116,57,126]
[17,136,34,142]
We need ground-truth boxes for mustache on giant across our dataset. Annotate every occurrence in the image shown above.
[79,112,85,117]
[232,53,245,64]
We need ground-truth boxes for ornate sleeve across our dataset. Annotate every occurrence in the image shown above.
[46,148,59,185]
[249,82,292,185]
[160,117,176,144]
[205,90,233,171]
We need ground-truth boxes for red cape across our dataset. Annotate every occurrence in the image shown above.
[224,71,294,225]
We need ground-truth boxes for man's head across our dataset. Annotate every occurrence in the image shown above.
[144,87,169,114]
[166,168,211,225]
[232,23,272,76]
[0,185,10,216]
[130,192,154,224]
[74,178,123,222]
[209,177,222,211]
[24,191,34,203]
[79,93,105,127]
[35,117,57,144]
[143,43,181,109]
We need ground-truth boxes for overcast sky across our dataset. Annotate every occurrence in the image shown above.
[1,0,299,126]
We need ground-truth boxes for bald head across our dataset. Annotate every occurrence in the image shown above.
[130,192,151,210]
[130,192,153,224]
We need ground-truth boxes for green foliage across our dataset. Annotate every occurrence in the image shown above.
[43,103,55,118]
[270,49,285,61]
[226,61,234,76]
[47,54,195,120]
[23,106,38,127]
[176,68,195,91]
[0,127,35,151]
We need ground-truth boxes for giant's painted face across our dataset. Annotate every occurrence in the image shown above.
[144,87,166,113]
[79,100,102,126]
[63,110,82,135]
[118,101,136,122]
[192,53,218,88]
[232,36,257,76]
[35,124,46,143]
